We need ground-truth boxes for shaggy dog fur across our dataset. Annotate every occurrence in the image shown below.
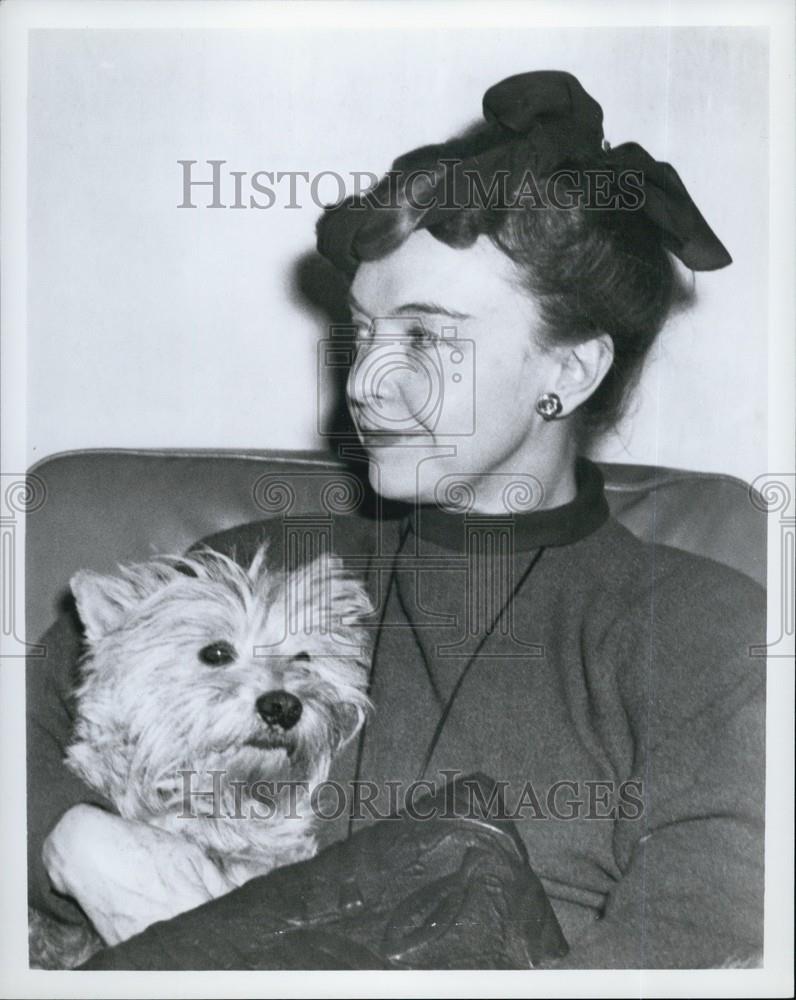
[30,543,373,967]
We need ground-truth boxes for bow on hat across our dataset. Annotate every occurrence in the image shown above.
[317,70,732,273]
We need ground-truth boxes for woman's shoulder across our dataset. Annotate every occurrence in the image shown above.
[587,515,765,608]
[580,518,767,695]
[568,517,767,683]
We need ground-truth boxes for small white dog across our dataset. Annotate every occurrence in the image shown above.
[30,542,373,967]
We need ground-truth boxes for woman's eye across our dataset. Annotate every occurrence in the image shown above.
[351,318,372,342]
[405,324,436,349]
[198,641,237,666]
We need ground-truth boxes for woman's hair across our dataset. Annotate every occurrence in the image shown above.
[447,166,692,439]
[317,120,695,442]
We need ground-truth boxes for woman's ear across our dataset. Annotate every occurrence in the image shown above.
[552,333,614,415]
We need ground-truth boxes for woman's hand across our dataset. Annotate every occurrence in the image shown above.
[42,804,235,947]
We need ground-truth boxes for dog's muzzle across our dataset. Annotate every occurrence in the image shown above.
[256,690,303,730]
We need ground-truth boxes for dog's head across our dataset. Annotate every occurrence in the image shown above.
[68,542,373,812]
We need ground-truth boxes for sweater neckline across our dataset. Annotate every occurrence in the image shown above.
[406,457,609,552]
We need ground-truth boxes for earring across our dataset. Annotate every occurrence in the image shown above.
[535,392,563,421]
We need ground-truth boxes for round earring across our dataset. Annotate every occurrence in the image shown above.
[535,392,563,421]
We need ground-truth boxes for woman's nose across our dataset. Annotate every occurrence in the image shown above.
[347,338,409,410]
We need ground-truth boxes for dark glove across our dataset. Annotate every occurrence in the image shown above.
[80,773,568,970]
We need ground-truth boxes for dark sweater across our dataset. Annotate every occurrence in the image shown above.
[26,461,766,968]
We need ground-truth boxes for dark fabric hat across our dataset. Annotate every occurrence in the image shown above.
[316,70,732,274]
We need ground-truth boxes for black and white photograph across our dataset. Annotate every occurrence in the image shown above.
[0,1,793,997]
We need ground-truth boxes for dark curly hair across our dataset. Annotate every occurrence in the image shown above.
[317,118,695,441]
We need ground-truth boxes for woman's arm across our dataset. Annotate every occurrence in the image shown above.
[26,613,115,923]
[554,676,765,968]
[555,565,766,968]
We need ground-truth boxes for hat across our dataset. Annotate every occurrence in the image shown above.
[316,70,731,274]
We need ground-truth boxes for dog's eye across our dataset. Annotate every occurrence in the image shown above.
[293,651,311,663]
[198,641,237,666]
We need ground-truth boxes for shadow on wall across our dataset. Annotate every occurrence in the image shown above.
[290,250,356,447]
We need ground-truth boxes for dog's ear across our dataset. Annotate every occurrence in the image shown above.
[286,555,374,634]
[326,557,374,630]
[70,570,142,641]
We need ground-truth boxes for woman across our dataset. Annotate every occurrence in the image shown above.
[29,71,765,969]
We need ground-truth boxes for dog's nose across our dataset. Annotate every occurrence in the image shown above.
[256,690,303,730]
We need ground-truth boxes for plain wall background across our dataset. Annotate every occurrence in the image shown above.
[27,26,768,481]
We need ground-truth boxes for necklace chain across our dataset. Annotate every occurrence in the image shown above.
[352,518,546,800]
[414,541,546,781]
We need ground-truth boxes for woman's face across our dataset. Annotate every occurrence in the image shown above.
[346,229,571,511]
